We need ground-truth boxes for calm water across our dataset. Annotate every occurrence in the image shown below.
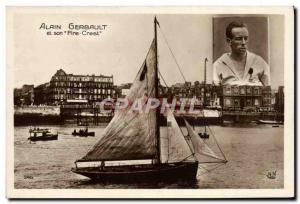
[14,123,283,189]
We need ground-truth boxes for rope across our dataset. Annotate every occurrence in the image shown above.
[179,154,194,162]
[207,126,228,162]
[158,69,169,88]
[158,27,187,83]
[197,162,226,177]
[178,120,195,157]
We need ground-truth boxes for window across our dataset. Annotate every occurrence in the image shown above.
[247,88,251,94]
[234,99,239,106]
[226,87,231,94]
[240,88,245,94]
[225,99,231,106]
[247,100,251,106]
[234,87,239,94]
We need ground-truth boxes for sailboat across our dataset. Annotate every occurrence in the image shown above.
[72,17,225,183]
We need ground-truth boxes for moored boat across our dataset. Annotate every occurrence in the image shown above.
[28,128,58,141]
[72,128,95,137]
[257,120,284,125]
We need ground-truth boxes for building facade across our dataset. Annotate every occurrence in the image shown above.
[14,84,34,106]
[48,69,115,105]
[221,85,272,111]
[34,82,51,105]
[275,86,284,113]
[170,82,222,107]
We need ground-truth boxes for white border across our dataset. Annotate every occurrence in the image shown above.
[5,6,294,199]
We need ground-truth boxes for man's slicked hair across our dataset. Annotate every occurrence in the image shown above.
[226,21,247,39]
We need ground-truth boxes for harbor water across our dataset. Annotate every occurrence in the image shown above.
[14,124,283,189]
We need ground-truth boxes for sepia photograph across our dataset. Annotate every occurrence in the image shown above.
[6,7,294,198]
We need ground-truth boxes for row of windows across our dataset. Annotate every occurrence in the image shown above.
[52,82,113,88]
[53,94,112,100]
[224,98,272,107]
[172,87,218,92]
[53,76,113,83]
[172,91,217,97]
[53,88,113,94]
[224,98,261,107]
[224,87,262,95]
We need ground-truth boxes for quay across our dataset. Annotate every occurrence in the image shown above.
[14,105,283,126]
[222,111,284,123]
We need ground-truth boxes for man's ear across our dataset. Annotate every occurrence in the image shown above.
[226,38,231,44]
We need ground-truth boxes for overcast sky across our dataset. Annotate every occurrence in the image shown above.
[10,11,284,89]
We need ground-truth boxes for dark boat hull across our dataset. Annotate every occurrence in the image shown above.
[72,132,95,137]
[28,134,58,141]
[72,161,198,183]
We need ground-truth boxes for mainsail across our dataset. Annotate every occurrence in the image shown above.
[166,109,195,163]
[80,40,158,161]
[184,119,225,162]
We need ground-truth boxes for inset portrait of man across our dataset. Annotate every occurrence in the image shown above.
[213,17,271,86]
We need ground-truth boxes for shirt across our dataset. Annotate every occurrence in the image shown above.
[213,51,271,86]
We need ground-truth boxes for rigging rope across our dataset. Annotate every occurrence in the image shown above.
[158,69,169,88]
[178,121,195,158]
[207,126,227,162]
[197,162,226,177]
[180,154,195,162]
[158,27,187,83]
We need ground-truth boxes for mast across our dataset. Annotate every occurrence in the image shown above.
[154,16,161,164]
[203,58,208,107]
[203,58,208,133]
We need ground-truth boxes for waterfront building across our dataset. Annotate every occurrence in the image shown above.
[118,83,132,98]
[261,86,272,111]
[169,81,222,107]
[275,86,284,113]
[49,69,115,105]
[34,82,51,105]
[14,84,34,106]
[113,85,122,99]
[221,85,272,111]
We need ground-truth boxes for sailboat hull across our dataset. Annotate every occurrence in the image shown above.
[72,161,198,183]
[257,120,284,125]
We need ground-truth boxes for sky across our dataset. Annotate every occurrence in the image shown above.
[9,10,284,89]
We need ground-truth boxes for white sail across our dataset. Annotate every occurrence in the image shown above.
[166,109,195,163]
[184,119,224,162]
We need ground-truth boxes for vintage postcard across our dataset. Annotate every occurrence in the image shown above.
[6,6,294,198]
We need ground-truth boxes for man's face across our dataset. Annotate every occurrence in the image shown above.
[227,27,249,55]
